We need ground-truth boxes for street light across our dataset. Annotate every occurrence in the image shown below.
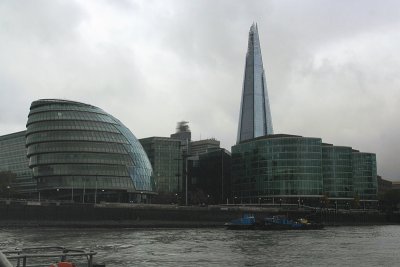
[94,176,98,204]
[6,185,10,200]
[71,177,74,202]
[82,178,86,204]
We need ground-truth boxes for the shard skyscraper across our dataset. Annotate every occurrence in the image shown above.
[237,23,273,144]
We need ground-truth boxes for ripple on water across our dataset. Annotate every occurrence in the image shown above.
[1,226,400,266]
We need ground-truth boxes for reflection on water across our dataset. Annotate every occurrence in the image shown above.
[1,226,400,266]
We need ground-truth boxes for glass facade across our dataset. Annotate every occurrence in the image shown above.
[189,148,231,204]
[352,152,378,200]
[0,131,36,195]
[232,135,323,203]
[139,137,182,194]
[237,23,273,144]
[25,99,155,199]
[322,145,353,198]
[231,135,378,203]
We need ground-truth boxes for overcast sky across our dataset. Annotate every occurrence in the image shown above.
[0,0,399,180]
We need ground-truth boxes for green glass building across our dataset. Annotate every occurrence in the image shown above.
[0,131,36,196]
[232,134,378,204]
[232,134,323,203]
[352,151,378,201]
[139,137,182,194]
[25,99,155,202]
[322,144,353,199]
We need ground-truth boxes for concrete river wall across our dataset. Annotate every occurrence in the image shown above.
[0,200,390,227]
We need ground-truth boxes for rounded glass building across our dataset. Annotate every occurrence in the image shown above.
[231,134,323,204]
[26,99,155,202]
[322,144,353,199]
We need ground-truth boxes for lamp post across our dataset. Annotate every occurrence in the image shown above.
[174,157,182,201]
[82,178,86,204]
[221,150,224,205]
[6,186,10,200]
[94,176,98,204]
[71,178,74,202]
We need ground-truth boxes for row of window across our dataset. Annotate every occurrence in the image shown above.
[27,141,127,156]
[322,166,353,172]
[33,164,129,177]
[27,120,120,135]
[26,130,127,145]
[248,137,322,147]
[27,111,115,126]
[38,175,134,189]
[29,153,132,167]
[234,188,323,196]
[29,103,108,116]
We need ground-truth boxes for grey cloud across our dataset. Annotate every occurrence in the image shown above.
[0,0,399,180]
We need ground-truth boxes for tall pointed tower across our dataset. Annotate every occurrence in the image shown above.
[237,23,273,144]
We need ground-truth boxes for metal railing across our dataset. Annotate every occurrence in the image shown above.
[2,246,97,267]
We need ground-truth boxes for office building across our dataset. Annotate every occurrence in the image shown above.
[231,134,378,204]
[139,137,182,194]
[322,144,353,199]
[377,176,392,195]
[25,99,155,202]
[190,139,220,156]
[0,131,36,196]
[352,151,378,201]
[237,23,273,144]
[189,148,231,204]
[232,135,323,204]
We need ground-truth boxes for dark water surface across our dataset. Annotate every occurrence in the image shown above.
[1,225,399,266]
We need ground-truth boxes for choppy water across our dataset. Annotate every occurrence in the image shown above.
[1,226,400,267]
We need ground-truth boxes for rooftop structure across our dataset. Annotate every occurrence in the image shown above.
[190,139,220,156]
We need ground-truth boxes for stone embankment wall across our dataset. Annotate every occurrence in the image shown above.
[0,201,389,227]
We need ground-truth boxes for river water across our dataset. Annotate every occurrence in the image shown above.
[1,225,399,266]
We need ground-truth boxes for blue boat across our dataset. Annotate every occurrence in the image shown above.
[262,215,324,230]
[263,215,304,230]
[224,214,257,230]
[225,214,324,230]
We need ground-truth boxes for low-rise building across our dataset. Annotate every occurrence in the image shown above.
[231,134,378,205]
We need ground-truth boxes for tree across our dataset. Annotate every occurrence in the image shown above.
[322,194,330,207]
[353,194,360,209]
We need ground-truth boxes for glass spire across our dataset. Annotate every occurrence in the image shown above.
[237,23,273,144]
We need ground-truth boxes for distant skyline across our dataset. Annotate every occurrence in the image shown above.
[0,0,399,180]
